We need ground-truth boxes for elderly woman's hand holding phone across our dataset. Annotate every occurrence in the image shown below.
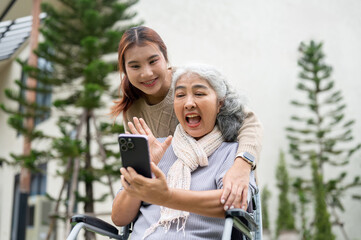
[120,161,171,206]
[120,117,173,205]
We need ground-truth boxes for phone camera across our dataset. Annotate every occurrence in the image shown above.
[127,141,134,149]
[120,144,128,152]
[119,138,126,145]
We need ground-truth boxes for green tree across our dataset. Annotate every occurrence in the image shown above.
[275,150,296,237]
[286,40,361,239]
[311,157,334,240]
[293,178,311,240]
[1,0,141,238]
[261,185,271,233]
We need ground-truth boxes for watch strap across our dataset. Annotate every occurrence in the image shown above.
[236,152,256,170]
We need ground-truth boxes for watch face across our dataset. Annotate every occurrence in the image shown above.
[244,152,255,163]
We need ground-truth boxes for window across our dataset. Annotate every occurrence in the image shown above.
[34,57,52,125]
[18,57,52,127]
[29,163,47,196]
[11,163,48,239]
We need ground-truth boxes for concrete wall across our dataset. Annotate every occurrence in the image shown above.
[1,0,360,239]
[130,0,361,238]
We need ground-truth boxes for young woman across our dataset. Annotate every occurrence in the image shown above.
[112,64,257,239]
[110,26,262,210]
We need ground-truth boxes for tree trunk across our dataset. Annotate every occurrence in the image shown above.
[84,110,95,240]
[17,0,41,239]
[66,111,86,235]
[91,113,114,199]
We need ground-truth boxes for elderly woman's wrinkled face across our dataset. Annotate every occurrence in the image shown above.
[174,73,222,140]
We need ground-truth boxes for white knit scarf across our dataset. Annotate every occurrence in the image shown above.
[143,124,224,239]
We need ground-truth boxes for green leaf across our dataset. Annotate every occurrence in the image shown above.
[352,195,361,200]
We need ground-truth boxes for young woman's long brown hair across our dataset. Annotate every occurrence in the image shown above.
[110,26,169,119]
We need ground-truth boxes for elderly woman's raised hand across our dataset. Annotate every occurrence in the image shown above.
[120,162,172,205]
[128,117,172,165]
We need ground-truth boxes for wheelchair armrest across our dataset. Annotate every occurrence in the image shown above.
[70,214,119,236]
[225,209,258,232]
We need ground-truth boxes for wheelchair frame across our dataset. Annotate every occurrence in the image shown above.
[66,191,262,240]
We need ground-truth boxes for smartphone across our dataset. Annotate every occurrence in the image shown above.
[118,134,152,178]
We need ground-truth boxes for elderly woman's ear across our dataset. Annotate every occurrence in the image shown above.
[217,100,224,113]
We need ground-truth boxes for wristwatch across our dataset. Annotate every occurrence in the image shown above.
[236,152,256,170]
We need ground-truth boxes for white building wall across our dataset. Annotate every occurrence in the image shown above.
[1,0,360,239]
[0,44,30,239]
[130,0,361,238]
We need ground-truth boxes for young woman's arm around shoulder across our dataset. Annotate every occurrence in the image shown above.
[221,107,263,210]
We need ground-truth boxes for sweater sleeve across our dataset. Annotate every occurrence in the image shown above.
[236,107,263,165]
[122,112,130,133]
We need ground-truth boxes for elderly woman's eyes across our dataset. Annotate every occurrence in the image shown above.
[175,93,185,98]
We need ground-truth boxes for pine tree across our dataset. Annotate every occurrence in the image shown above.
[293,177,311,240]
[286,40,361,238]
[1,0,141,238]
[311,156,334,240]
[261,185,271,233]
[275,150,296,237]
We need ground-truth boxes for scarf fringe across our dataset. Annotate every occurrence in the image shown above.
[142,216,188,239]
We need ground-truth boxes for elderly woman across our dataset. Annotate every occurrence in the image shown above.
[111,64,257,239]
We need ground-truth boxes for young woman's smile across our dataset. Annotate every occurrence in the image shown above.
[142,78,158,87]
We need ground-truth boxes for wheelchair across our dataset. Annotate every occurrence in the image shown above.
[66,191,263,240]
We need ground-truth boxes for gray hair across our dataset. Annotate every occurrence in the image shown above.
[172,63,246,142]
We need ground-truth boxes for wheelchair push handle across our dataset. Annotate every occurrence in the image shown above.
[70,214,119,235]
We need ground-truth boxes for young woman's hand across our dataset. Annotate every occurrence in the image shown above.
[128,117,172,165]
[120,162,172,205]
[221,158,251,211]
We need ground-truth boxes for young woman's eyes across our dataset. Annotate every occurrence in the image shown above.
[130,65,140,69]
[150,58,159,64]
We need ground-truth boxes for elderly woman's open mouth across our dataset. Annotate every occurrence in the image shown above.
[186,113,201,127]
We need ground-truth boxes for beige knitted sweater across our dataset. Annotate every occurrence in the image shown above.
[123,87,263,164]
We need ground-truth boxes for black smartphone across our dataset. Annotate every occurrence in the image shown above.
[118,134,152,178]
